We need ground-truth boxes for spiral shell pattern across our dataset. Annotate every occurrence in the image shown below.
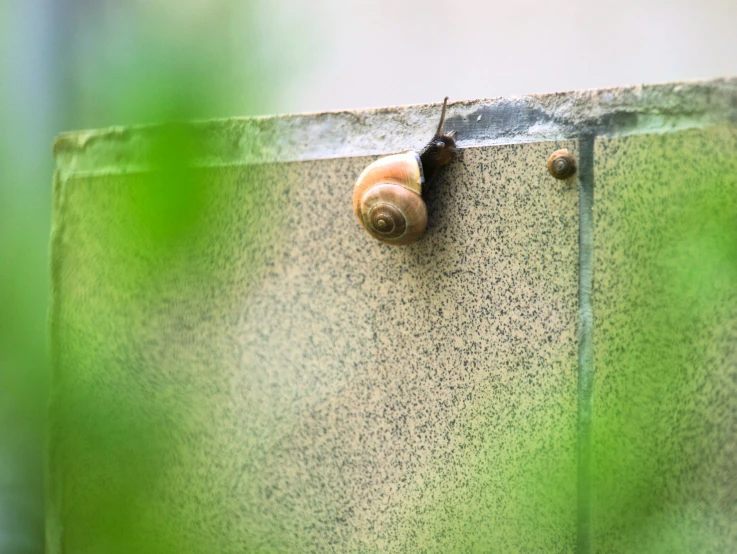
[547,149,577,179]
[353,152,428,245]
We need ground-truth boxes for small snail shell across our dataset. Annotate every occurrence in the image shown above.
[353,98,457,245]
[547,149,577,179]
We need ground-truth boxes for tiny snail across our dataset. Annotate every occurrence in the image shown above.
[353,97,457,245]
[547,149,577,179]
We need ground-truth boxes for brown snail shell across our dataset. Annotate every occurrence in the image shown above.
[353,151,427,245]
[547,149,577,179]
[353,97,456,245]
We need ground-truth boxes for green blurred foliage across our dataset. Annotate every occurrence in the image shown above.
[594,130,737,552]
[50,158,292,552]
[1,1,294,552]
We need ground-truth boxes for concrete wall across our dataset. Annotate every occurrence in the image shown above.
[49,78,737,552]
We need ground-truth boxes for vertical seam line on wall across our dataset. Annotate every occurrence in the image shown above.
[577,136,595,554]
[48,169,67,554]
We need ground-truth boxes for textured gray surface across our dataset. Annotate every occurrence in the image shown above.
[49,141,579,552]
[52,78,737,175]
[594,126,737,552]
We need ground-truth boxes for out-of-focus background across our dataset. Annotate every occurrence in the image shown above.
[1,1,736,552]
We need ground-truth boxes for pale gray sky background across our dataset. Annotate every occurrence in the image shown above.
[261,0,737,113]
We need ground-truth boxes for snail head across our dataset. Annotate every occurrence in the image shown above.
[419,97,457,183]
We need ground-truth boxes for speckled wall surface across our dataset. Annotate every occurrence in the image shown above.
[49,79,737,553]
[594,127,737,552]
[49,142,579,552]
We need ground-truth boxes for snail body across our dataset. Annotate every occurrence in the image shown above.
[353,98,457,245]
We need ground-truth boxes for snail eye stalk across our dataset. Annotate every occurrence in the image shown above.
[352,97,456,245]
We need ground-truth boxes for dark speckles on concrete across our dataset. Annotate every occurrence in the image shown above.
[50,141,579,552]
[594,126,737,553]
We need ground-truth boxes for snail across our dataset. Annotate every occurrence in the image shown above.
[547,149,576,179]
[353,97,457,245]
